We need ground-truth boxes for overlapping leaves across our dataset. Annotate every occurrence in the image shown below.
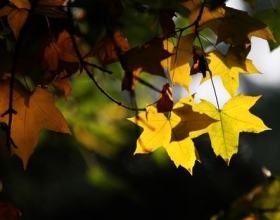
[0,0,277,172]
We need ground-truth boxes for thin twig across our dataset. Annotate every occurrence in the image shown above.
[66,0,146,112]
[193,0,221,110]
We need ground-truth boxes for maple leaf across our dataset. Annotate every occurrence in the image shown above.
[86,30,130,67]
[0,5,30,39]
[121,40,171,91]
[0,79,70,168]
[128,96,216,173]
[191,94,271,164]
[43,29,82,77]
[216,6,275,45]
[204,47,260,96]
[184,2,275,46]
[162,34,195,91]
[254,1,280,50]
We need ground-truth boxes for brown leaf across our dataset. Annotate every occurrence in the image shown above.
[51,77,72,99]
[159,10,176,37]
[9,0,31,9]
[43,29,82,76]
[0,79,71,168]
[121,67,142,91]
[216,7,275,45]
[156,83,173,112]
[7,8,29,38]
[86,30,130,66]
[121,40,172,91]
[170,33,196,70]
[190,47,209,77]
[113,30,131,53]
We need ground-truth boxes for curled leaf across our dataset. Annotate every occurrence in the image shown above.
[156,83,173,112]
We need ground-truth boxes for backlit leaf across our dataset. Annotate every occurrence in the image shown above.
[191,94,270,164]
[162,35,195,91]
[204,47,260,96]
[9,0,31,9]
[128,96,216,173]
[0,79,70,168]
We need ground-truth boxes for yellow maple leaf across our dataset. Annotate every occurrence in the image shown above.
[0,79,71,168]
[162,35,195,91]
[183,2,275,46]
[191,94,271,164]
[128,96,216,173]
[204,48,260,96]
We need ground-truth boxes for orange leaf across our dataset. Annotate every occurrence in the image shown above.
[43,30,82,76]
[0,79,71,168]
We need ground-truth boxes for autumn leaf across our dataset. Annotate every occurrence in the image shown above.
[44,30,80,69]
[0,1,31,38]
[191,94,271,164]
[190,46,209,77]
[0,79,70,168]
[50,76,72,99]
[43,29,82,79]
[1,6,30,39]
[184,3,275,46]
[159,9,176,37]
[128,96,216,173]
[121,40,171,91]
[86,30,130,67]
[156,83,173,113]
[216,6,275,45]
[184,0,223,34]
[162,34,195,91]
[204,47,260,96]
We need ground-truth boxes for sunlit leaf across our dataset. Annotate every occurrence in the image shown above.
[204,47,260,96]
[128,96,216,173]
[191,94,270,164]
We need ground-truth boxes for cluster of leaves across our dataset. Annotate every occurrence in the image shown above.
[0,0,278,173]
